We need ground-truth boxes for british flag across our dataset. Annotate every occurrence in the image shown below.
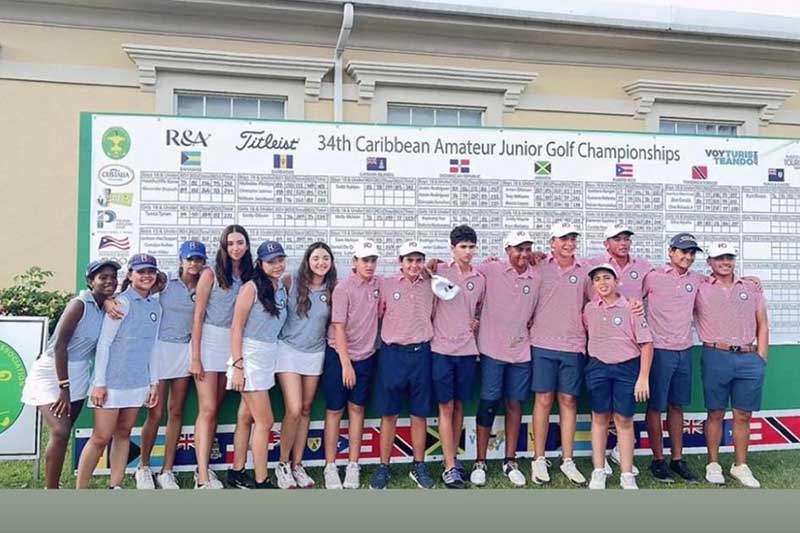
[177,433,195,450]
[683,419,704,435]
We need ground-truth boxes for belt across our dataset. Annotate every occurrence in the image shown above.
[387,342,429,352]
[703,342,757,353]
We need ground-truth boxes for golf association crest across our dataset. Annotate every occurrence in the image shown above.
[613,316,623,326]
[569,275,578,284]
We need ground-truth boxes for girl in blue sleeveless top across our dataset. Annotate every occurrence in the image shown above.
[273,242,337,489]
[76,254,162,489]
[190,225,254,489]
[135,240,207,490]
[21,259,119,489]
[228,240,289,489]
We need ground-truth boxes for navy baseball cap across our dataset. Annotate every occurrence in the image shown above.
[128,253,158,271]
[669,233,702,252]
[85,259,121,277]
[257,241,286,262]
[180,240,207,260]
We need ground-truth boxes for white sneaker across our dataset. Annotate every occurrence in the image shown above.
[503,460,526,487]
[343,462,361,489]
[292,463,315,489]
[705,462,726,485]
[620,472,639,490]
[603,458,613,476]
[470,462,487,487]
[155,470,180,490]
[610,445,639,476]
[194,469,223,490]
[589,469,607,490]
[135,466,155,490]
[730,464,761,488]
[324,463,343,490]
[531,456,551,485]
[276,462,298,489]
[560,458,587,486]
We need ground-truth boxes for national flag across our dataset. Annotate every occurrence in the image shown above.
[181,151,201,168]
[98,235,130,250]
[177,433,195,450]
[535,160,551,176]
[768,168,785,182]
[683,419,704,435]
[615,163,633,177]
[692,165,708,180]
[366,157,387,171]
[447,158,470,173]
[273,153,294,169]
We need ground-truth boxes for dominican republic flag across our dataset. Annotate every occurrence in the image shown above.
[615,163,633,177]
[449,159,470,173]
[692,165,708,180]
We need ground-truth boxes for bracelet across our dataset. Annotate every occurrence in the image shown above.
[232,358,244,369]
[57,378,70,385]
[59,382,71,390]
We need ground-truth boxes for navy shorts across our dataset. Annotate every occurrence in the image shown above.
[701,347,766,412]
[376,342,433,417]
[322,346,375,411]
[479,354,531,402]
[585,357,640,417]
[648,348,692,412]
[431,352,477,404]
[531,347,586,396]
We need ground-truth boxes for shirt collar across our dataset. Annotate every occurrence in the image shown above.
[548,254,581,269]
[709,274,742,285]
[596,294,628,309]
[503,260,534,279]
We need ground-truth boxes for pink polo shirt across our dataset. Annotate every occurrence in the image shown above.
[475,260,540,364]
[583,295,653,364]
[586,254,653,300]
[642,265,707,351]
[694,276,766,346]
[431,261,486,356]
[380,273,435,345]
[530,255,592,353]
[326,273,381,361]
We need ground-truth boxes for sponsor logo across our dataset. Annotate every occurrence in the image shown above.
[98,235,130,251]
[97,188,133,207]
[235,130,300,151]
[691,165,708,180]
[705,149,758,166]
[685,283,694,293]
[273,154,294,169]
[96,209,117,229]
[366,157,388,171]
[785,154,800,170]
[149,312,158,322]
[166,129,210,147]
[630,271,639,279]
[615,163,633,178]
[522,285,530,294]
[613,316,623,326]
[393,291,401,301]
[181,151,201,170]
[569,275,578,284]
[0,340,27,435]
[98,164,135,186]
[466,281,475,291]
[448,158,470,173]
[768,168,785,182]
[739,292,749,301]
[535,160,551,177]
[101,127,131,160]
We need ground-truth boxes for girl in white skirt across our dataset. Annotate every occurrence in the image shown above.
[135,240,207,490]
[21,259,120,489]
[190,225,254,489]
[274,242,337,489]
[228,240,289,488]
[76,254,162,489]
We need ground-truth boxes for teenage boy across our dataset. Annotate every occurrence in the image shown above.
[322,239,381,490]
[530,222,590,486]
[583,263,653,490]
[470,230,540,488]
[370,241,436,490]
[641,232,704,484]
[695,243,769,488]
[588,223,653,301]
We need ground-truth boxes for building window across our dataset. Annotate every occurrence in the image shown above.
[175,93,286,119]
[387,104,484,127]
[659,119,739,136]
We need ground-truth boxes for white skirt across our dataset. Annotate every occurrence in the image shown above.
[88,385,150,409]
[275,340,324,376]
[200,323,231,373]
[21,356,93,406]
[226,337,277,392]
[152,339,191,380]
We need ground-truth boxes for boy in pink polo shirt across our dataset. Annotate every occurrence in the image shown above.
[695,243,768,489]
[322,239,381,490]
[431,225,486,489]
[530,222,592,486]
[583,263,653,490]
[369,241,436,490]
[587,223,653,301]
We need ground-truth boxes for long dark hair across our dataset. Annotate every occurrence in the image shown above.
[253,260,281,318]
[215,225,254,290]
[295,242,337,318]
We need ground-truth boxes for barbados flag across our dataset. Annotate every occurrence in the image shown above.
[273,153,294,169]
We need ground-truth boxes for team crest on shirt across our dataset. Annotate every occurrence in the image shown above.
[630,271,639,279]
[569,275,578,284]
[739,292,749,301]
[685,283,694,293]
[373,289,380,299]
[613,316,623,326]
[149,312,158,322]
[522,285,530,294]
[393,291,401,300]
[319,294,328,303]
[466,281,475,291]
[191,292,197,302]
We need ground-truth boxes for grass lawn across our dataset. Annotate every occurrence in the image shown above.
[2,429,799,489]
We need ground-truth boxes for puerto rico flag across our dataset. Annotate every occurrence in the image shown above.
[692,165,708,180]
[98,235,130,251]
[615,163,633,177]
[449,159,470,173]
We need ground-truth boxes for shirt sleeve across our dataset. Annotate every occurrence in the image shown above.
[93,296,129,387]
[631,311,653,344]
[330,283,349,324]
[149,304,162,385]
